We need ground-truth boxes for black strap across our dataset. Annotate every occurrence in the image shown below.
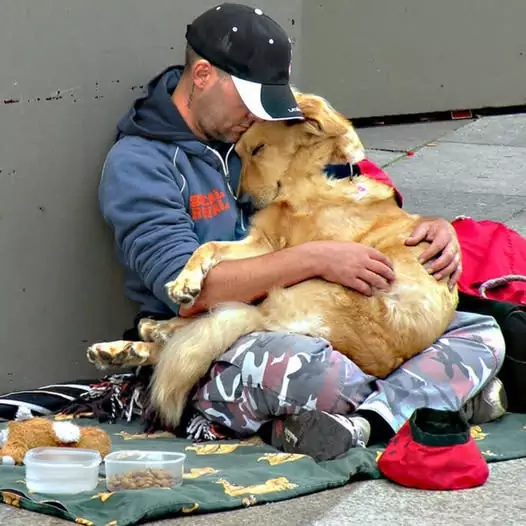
[323,162,361,180]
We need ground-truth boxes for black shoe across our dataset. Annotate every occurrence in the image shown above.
[271,410,371,462]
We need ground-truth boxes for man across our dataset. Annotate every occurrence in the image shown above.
[99,3,507,461]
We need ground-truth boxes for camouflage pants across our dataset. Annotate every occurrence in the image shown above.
[192,312,505,435]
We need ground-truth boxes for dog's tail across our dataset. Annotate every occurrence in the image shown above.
[150,302,265,429]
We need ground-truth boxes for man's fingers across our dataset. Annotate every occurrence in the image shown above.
[418,234,450,264]
[369,249,394,270]
[360,269,391,291]
[178,305,193,318]
[433,257,458,281]
[178,300,204,318]
[448,265,463,291]
[405,224,428,246]
[426,246,456,275]
[351,278,373,296]
[367,259,396,283]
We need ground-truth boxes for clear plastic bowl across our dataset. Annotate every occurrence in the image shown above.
[104,450,186,491]
[24,447,101,494]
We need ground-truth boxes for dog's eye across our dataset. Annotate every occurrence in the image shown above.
[252,144,265,156]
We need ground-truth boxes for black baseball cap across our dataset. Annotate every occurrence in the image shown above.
[185,3,303,121]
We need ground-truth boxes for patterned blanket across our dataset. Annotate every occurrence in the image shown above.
[1,412,526,526]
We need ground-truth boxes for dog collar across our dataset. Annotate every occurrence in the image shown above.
[323,162,361,180]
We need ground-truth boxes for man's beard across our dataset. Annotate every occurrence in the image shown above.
[202,124,241,144]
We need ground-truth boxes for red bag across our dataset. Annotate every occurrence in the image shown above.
[378,408,489,491]
[452,216,526,305]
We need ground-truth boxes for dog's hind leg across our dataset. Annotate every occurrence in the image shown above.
[138,317,194,343]
[87,316,199,369]
[86,340,163,369]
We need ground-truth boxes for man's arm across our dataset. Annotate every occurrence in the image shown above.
[179,244,320,316]
[180,241,396,316]
[99,138,200,314]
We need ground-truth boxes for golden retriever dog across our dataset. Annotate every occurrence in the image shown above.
[87,92,459,429]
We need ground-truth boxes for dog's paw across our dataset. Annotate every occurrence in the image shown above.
[165,269,204,307]
[147,318,192,343]
[138,318,161,341]
[86,341,151,369]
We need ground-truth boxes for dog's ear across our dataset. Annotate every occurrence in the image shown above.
[303,117,325,136]
[295,94,349,138]
[285,116,324,135]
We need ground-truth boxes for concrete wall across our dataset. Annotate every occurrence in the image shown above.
[301,0,526,118]
[1,0,524,392]
[0,0,301,392]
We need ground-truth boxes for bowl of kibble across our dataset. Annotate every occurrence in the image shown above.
[104,450,186,491]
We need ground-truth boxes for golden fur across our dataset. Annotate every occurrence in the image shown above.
[87,92,459,429]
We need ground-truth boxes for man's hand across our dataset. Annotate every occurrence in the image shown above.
[179,303,201,318]
[405,217,461,290]
[312,241,396,296]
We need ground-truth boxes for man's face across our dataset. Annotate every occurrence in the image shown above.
[190,60,262,143]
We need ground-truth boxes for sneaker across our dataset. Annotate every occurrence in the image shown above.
[271,411,371,462]
[463,377,508,425]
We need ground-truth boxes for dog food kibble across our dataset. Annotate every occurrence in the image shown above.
[108,468,175,490]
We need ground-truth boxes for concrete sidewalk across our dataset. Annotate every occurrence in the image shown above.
[2,114,526,525]
[361,114,526,236]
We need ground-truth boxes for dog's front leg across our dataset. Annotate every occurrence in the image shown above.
[165,233,272,307]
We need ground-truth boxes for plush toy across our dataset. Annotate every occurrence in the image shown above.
[0,407,112,466]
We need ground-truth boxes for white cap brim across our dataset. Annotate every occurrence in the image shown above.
[231,75,304,121]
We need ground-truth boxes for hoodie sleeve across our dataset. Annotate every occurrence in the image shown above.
[99,137,199,313]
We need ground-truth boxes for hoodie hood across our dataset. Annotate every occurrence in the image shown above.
[117,66,198,143]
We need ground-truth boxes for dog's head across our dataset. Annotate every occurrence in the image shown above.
[235,92,365,208]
